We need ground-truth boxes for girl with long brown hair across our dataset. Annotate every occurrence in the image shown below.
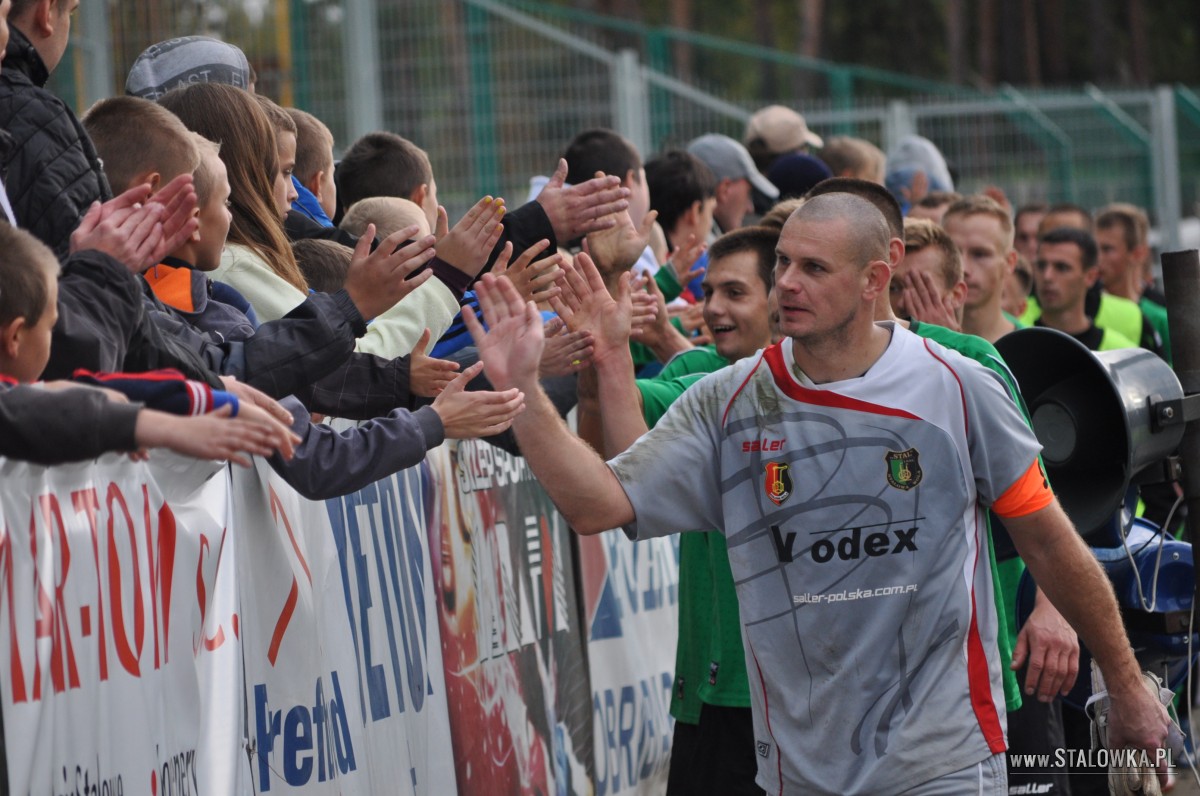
[159,83,501,355]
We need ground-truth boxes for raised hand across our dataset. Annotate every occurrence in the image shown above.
[409,327,460,397]
[435,196,506,278]
[665,233,706,287]
[430,360,525,438]
[492,239,563,304]
[548,253,633,366]
[147,173,203,265]
[462,273,545,392]
[343,223,436,321]
[629,275,662,339]
[536,159,631,241]
[583,206,657,278]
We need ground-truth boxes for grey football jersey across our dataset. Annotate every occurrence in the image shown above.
[609,326,1041,794]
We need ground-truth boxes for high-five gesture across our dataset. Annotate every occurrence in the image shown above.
[584,207,657,279]
[549,252,634,366]
[435,196,505,278]
[430,361,526,438]
[343,223,436,321]
[536,159,631,241]
[409,327,460,397]
[463,273,545,393]
[491,239,563,304]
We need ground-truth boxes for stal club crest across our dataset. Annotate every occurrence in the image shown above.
[765,461,792,505]
[885,448,923,490]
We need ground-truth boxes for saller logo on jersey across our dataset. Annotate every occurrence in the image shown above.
[765,461,792,505]
[885,448,923,490]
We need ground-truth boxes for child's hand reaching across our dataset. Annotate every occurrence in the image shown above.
[409,328,460,397]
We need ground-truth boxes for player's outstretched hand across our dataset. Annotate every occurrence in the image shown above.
[536,159,630,241]
[430,360,525,438]
[463,273,544,392]
[343,223,436,321]
[434,196,505,278]
[410,327,460,397]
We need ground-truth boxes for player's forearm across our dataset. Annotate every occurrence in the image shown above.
[1008,502,1144,695]
[511,382,634,535]
[596,349,649,456]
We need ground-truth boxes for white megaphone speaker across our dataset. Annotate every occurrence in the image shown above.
[994,328,1183,544]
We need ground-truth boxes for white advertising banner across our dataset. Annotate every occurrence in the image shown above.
[578,530,679,796]
[0,442,679,796]
[231,457,456,796]
[0,453,242,796]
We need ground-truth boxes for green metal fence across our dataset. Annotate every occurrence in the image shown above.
[56,0,1200,248]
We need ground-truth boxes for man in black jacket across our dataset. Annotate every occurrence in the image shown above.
[0,1,447,418]
[0,0,236,388]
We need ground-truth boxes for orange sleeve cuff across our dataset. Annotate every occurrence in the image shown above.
[991,458,1053,519]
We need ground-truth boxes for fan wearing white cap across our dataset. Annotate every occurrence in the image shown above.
[743,104,825,173]
[686,133,778,240]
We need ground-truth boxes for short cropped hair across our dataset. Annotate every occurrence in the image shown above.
[293,238,353,294]
[758,198,806,232]
[337,132,433,210]
[644,150,717,235]
[9,1,42,21]
[340,197,430,239]
[1039,203,1092,235]
[1095,203,1150,251]
[0,225,59,327]
[82,96,201,194]
[562,129,641,183]
[916,190,962,210]
[191,135,223,207]
[287,108,335,184]
[817,136,884,182]
[1040,226,1098,270]
[943,195,1015,246]
[792,192,890,266]
[903,217,963,288]
[707,226,779,292]
[1014,202,1048,225]
[805,177,903,239]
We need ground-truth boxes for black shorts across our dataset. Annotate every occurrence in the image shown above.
[667,704,764,796]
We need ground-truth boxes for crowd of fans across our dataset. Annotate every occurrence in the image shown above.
[0,2,1178,793]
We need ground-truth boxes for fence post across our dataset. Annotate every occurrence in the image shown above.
[998,85,1077,203]
[829,69,854,135]
[884,100,915,154]
[76,0,114,109]
[465,2,500,197]
[343,0,384,143]
[1152,85,1182,253]
[612,49,651,162]
[646,30,672,150]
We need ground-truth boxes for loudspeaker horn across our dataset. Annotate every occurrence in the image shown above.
[994,328,1183,542]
